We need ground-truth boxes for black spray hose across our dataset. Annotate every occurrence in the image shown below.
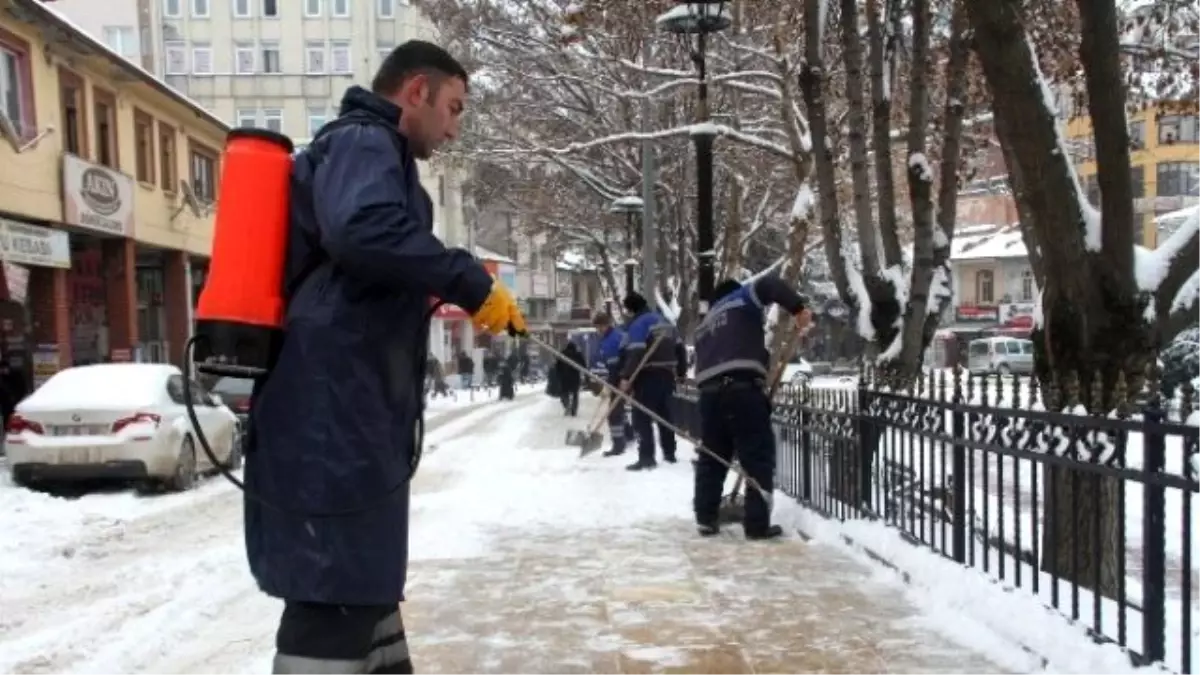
[181,301,443,519]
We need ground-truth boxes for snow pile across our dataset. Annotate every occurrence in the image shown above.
[773,498,1156,674]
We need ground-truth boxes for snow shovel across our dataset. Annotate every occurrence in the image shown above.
[718,327,807,525]
[567,334,665,457]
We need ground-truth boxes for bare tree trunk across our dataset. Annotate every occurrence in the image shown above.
[839,0,881,276]
[966,0,1134,599]
[867,0,903,269]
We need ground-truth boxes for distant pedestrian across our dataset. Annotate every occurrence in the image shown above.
[457,350,474,390]
[555,340,585,416]
[691,276,812,540]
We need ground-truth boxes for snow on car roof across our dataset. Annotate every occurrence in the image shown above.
[19,363,182,411]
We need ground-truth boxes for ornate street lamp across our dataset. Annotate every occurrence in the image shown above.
[657,1,731,315]
[610,195,645,297]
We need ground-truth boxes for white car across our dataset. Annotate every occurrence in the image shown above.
[6,363,241,492]
[783,359,815,384]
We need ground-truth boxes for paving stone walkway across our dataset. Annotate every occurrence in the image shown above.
[402,394,1010,674]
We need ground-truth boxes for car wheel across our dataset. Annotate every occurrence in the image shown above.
[168,436,198,492]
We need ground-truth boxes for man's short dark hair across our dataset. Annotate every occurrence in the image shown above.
[372,40,469,96]
[714,278,742,300]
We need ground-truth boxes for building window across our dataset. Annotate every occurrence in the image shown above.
[1020,269,1034,302]
[159,122,177,191]
[262,0,278,17]
[0,39,32,139]
[261,42,281,73]
[165,41,186,74]
[164,0,181,18]
[305,0,321,17]
[1129,120,1146,150]
[1130,165,1145,200]
[234,43,255,74]
[134,109,155,183]
[233,0,250,17]
[190,142,218,202]
[59,70,85,157]
[191,45,212,74]
[377,46,391,66]
[975,270,994,304]
[331,42,351,74]
[102,26,137,58]
[1158,114,1199,145]
[332,0,350,17]
[307,106,328,138]
[235,108,257,127]
[378,0,394,17]
[262,108,283,132]
[1156,162,1200,197]
[191,0,209,18]
[305,42,326,74]
[93,88,118,168]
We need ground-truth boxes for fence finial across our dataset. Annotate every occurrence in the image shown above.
[1181,378,1195,420]
[1114,370,1131,419]
[1065,370,1082,409]
[1090,369,1106,416]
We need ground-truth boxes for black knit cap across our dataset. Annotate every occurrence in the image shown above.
[623,292,648,314]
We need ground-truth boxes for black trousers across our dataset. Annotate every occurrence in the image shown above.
[694,380,776,532]
[631,370,677,463]
[560,386,579,415]
[274,601,414,674]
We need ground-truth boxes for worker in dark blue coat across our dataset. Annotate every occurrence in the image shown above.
[592,311,635,456]
[692,276,812,540]
[619,292,685,471]
[244,41,527,674]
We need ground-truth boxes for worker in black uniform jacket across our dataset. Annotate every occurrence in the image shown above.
[691,275,813,539]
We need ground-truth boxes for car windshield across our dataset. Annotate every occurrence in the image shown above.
[212,377,254,396]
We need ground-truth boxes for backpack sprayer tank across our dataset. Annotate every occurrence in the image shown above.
[193,128,295,378]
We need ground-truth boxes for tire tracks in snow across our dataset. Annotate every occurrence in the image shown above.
[0,393,540,675]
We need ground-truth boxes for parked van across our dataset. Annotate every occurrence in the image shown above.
[966,337,1034,375]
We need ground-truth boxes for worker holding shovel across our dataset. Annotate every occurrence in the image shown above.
[591,311,635,457]
[692,276,812,540]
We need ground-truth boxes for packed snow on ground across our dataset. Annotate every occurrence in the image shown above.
[0,388,1164,674]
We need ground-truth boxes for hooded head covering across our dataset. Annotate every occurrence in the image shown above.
[622,291,649,315]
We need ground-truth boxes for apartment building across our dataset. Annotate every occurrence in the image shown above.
[0,0,222,381]
[48,0,470,246]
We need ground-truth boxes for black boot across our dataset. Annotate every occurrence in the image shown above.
[626,460,657,471]
[697,520,720,537]
[663,453,677,464]
[602,441,626,457]
[745,524,784,540]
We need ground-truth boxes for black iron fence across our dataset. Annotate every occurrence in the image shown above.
[672,371,1199,674]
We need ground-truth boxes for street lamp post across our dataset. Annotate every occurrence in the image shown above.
[609,196,645,299]
[658,1,731,316]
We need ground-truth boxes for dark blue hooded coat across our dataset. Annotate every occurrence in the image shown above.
[243,86,494,606]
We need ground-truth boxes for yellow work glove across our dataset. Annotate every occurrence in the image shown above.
[472,281,528,336]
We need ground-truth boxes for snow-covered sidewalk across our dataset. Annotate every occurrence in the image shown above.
[0,386,1095,673]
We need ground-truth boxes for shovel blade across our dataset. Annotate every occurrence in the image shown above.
[718,492,745,525]
[577,431,604,458]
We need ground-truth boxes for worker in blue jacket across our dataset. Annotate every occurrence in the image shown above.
[592,311,635,456]
[619,292,685,470]
[244,42,526,674]
[692,276,812,540]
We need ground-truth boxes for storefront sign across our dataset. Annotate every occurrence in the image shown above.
[1000,302,1035,323]
[4,263,28,304]
[62,154,134,237]
[954,305,999,323]
[0,218,70,269]
[32,344,60,388]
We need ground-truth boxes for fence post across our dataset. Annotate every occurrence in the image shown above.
[951,372,967,564]
[1141,397,1167,665]
[856,377,873,510]
[800,387,813,503]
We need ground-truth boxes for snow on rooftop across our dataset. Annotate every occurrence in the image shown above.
[31,0,228,133]
[950,224,1028,261]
